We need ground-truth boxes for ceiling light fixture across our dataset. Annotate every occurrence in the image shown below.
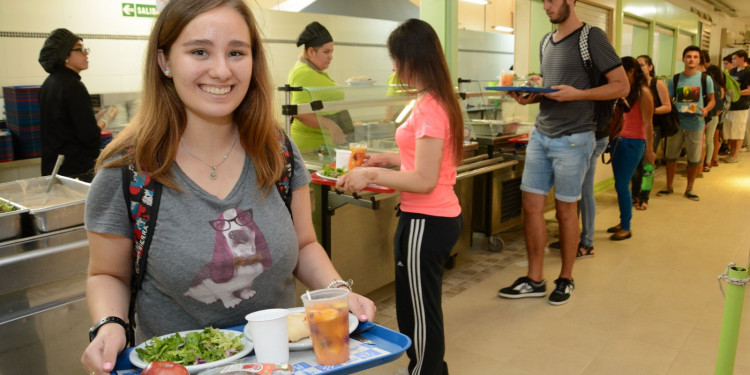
[272,0,316,12]
[461,0,491,5]
[494,25,514,33]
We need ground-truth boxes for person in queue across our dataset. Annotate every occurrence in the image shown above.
[336,18,464,375]
[80,1,375,374]
[286,22,349,151]
[704,65,727,172]
[721,50,750,163]
[630,54,671,210]
[38,28,102,182]
[497,0,628,305]
[607,56,655,240]
[655,46,714,201]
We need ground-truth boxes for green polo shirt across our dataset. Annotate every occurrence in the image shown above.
[287,59,345,151]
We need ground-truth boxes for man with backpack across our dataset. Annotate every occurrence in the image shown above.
[497,0,628,306]
[656,46,715,201]
[722,49,750,163]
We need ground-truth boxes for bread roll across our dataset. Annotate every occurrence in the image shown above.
[287,313,310,342]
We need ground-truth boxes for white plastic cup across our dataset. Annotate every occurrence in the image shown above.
[335,149,352,170]
[245,308,290,364]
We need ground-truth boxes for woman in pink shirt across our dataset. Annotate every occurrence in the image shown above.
[607,56,656,240]
[336,19,463,375]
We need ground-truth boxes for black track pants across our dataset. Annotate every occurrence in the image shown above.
[394,211,462,375]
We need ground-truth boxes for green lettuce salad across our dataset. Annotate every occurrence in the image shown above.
[134,327,244,366]
[320,164,347,178]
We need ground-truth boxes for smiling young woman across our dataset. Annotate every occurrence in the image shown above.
[80,1,375,374]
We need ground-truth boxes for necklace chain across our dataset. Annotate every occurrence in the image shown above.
[181,134,239,180]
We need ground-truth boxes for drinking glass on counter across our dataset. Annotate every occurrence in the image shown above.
[300,289,350,365]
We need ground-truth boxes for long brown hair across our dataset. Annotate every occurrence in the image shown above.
[98,0,283,192]
[387,19,464,165]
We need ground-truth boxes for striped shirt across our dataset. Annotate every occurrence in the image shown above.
[536,25,622,138]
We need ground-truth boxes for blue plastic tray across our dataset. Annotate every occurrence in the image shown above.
[111,322,410,375]
[484,86,558,93]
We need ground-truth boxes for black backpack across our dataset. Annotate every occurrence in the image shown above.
[541,23,618,140]
[121,131,295,346]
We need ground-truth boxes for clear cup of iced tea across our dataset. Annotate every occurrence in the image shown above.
[348,143,367,170]
[300,289,350,365]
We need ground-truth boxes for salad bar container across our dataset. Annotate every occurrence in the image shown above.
[0,198,28,241]
[0,175,92,375]
[0,175,89,234]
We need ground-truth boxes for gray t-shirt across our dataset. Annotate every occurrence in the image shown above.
[536,25,622,137]
[85,141,311,343]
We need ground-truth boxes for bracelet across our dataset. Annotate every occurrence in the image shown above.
[326,278,354,291]
[88,316,131,343]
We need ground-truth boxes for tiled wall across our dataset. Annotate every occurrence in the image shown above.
[0,2,514,120]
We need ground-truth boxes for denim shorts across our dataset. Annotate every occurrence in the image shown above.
[521,130,595,202]
[664,128,703,165]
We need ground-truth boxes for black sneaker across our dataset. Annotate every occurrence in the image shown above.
[548,278,574,305]
[498,277,546,298]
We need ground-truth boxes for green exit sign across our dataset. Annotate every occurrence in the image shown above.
[122,3,157,17]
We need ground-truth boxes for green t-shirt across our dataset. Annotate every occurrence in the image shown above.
[286,59,345,151]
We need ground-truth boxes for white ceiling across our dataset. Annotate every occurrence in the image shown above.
[716,0,750,21]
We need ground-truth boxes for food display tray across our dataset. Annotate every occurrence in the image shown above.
[311,167,395,194]
[484,86,558,93]
[0,197,29,241]
[112,322,411,375]
[0,175,89,234]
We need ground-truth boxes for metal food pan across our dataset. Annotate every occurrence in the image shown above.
[0,198,29,241]
[0,175,89,233]
[468,120,519,137]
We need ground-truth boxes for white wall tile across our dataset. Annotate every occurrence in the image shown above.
[3,38,46,80]
[1,6,514,107]
[1,0,65,32]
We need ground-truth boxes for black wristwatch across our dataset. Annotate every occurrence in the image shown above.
[89,316,131,343]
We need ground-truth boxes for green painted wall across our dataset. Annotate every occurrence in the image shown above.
[527,0,552,76]
[630,25,649,58]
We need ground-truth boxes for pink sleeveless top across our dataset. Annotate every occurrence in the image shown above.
[620,101,646,140]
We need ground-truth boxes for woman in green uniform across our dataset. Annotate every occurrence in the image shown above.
[287,22,349,151]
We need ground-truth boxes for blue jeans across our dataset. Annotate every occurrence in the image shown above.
[521,130,595,202]
[611,137,645,231]
[579,137,609,247]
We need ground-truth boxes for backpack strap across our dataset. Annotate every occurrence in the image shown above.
[579,24,594,73]
[121,163,162,347]
[701,72,708,108]
[275,130,294,215]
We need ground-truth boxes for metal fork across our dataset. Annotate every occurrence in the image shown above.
[351,321,376,345]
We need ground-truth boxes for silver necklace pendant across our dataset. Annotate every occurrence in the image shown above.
[181,134,238,182]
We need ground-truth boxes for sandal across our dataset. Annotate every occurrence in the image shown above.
[576,243,595,259]
[635,201,648,210]
[703,165,711,173]
[547,241,561,251]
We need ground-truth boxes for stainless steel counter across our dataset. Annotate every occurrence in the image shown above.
[0,227,90,375]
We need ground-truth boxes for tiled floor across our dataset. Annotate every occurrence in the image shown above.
[361,153,750,374]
